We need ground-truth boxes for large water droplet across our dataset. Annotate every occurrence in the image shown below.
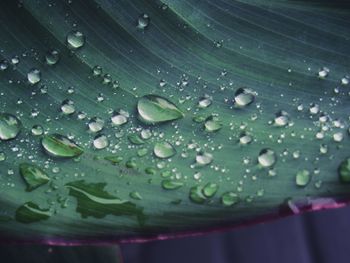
[258,148,276,167]
[41,134,83,158]
[27,68,41,84]
[233,88,255,107]
[137,95,184,124]
[154,142,176,159]
[0,113,21,141]
[19,163,50,191]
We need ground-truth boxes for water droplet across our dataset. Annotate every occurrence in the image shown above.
[128,134,145,145]
[189,186,207,204]
[162,179,183,190]
[204,116,222,132]
[67,31,85,49]
[31,125,44,136]
[0,113,21,140]
[27,68,41,84]
[318,67,329,78]
[93,134,109,149]
[154,141,176,159]
[137,13,150,29]
[141,129,152,139]
[239,132,252,145]
[88,117,104,133]
[19,163,50,191]
[129,191,143,200]
[221,192,239,206]
[341,75,349,85]
[61,99,75,115]
[0,59,9,71]
[309,103,320,115]
[333,132,343,142]
[258,148,276,167]
[196,152,213,166]
[296,169,310,187]
[41,134,84,158]
[338,157,350,183]
[233,88,255,107]
[104,155,123,164]
[111,112,128,126]
[92,65,103,76]
[274,110,290,127]
[137,95,184,124]
[198,95,212,108]
[45,50,60,65]
[0,152,5,162]
[203,183,218,198]
[15,202,51,224]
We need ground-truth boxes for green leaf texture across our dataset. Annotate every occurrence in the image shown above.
[0,0,350,243]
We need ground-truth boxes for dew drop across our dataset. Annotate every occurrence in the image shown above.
[221,192,239,206]
[45,50,60,65]
[258,148,276,167]
[93,134,109,150]
[233,88,255,107]
[137,13,150,29]
[154,141,176,159]
[0,113,21,141]
[88,117,104,133]
[67,31,85,49]
[61,99,75,115]
[27,68,41,84]
[295,169,311,187]
[41,134,83,158]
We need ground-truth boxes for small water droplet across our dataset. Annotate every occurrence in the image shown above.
[221,192,239,206]
[27,68,41,84]
[88,117,104,133]
[296,169,310,187]
[61,99,75,115]
[233,88,255,107]
[45,50,60,65]
[67,31,85,49]
[137,14,150,29]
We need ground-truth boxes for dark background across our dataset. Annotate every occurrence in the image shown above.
[1,206,350,263]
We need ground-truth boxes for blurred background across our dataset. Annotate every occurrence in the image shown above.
[2,206,350,263]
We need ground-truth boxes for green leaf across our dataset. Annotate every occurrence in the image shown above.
[0,0,350,243]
